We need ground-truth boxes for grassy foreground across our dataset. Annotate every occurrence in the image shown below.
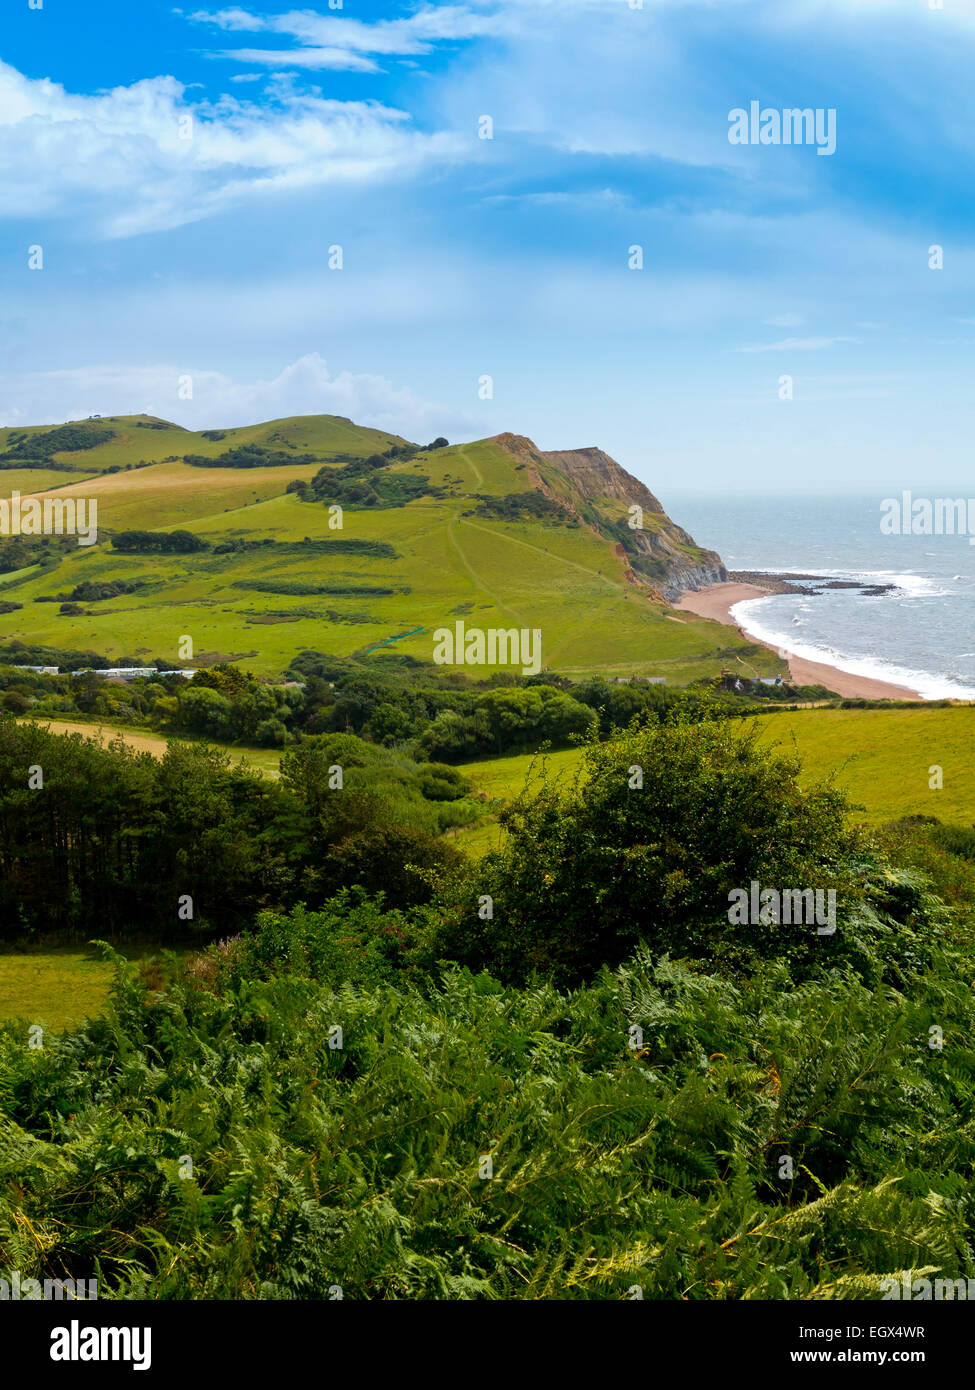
[0,951,115,1032]
[3,715,974,1299]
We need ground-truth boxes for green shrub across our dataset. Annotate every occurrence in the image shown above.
[439,715,937,986]
[198,892,432,991]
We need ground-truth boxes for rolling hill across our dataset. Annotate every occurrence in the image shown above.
[0,412,778,681]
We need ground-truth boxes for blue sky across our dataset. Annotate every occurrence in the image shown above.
[2,0,975,492]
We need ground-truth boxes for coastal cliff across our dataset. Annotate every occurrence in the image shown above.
[492,434,727,600]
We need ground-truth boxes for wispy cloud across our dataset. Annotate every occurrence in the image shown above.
[187,5,510,71]
[0,60,465,237]
[736,335,859,353]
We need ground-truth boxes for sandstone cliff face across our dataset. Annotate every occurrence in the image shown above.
[491,434,727,600]
[541,447,667,514]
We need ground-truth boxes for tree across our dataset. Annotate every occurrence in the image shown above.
[441,715,918,987]
[175,686,234,740]
[191,664,251,699]
[536,690,597,745]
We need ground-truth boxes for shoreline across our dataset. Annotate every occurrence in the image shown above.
[674,581,925,702]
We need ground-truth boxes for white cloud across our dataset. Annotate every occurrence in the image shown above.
[189,5,512,69]
[481,187,628,209]
[763,313,804,327]
[0,59,466,238]
[220,48,382,72]
[0,353,479,439]
[184,7,267,32]
[736,335,859,353]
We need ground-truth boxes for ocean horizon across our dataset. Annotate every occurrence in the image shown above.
[665,491,975,700]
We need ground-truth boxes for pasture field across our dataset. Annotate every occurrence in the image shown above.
[452,704,975,854]
[0,950,114,1031]
[752,705,975,824]
[0,945,191,1031]
[458,746,583,800]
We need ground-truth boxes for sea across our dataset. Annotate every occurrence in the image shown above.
[664,492,975,700]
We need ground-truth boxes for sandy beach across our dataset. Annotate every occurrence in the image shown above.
[675,581,924,701]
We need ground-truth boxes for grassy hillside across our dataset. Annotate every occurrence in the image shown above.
[0,414,778,680]
[753,705,975,824]
[0,413,407,473]
[453,705,975,854]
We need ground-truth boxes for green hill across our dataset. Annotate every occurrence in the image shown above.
[0,413,777,680]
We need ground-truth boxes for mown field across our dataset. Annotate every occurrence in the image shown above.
[0,950,114,1031]
[0,945,193,1031]
[0,467,102,494]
